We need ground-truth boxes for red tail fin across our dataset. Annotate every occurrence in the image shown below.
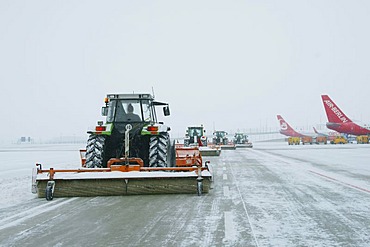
[277,115,307,137]
[277,115,295,132]
[321,95,352,123]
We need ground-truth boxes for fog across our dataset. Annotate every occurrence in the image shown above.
[1,0,370,142]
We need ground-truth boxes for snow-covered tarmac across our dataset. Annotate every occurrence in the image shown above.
[0,142,369,246]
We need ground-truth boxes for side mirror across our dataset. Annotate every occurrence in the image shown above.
[101,106,108,116]
[163,106,170,116]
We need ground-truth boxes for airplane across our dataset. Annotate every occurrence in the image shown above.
[321,95,370,136]
[277,115,312,137]
[313,126,339,140]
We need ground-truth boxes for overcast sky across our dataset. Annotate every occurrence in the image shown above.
[1,0,370,141]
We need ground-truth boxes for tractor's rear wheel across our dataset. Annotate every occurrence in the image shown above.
[85,134,106,168]
[149,133,170,168]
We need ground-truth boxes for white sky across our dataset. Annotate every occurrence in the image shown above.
[1,0,370,141]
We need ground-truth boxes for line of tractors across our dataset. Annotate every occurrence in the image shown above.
[33,92,253,200]
[180,125,253,156]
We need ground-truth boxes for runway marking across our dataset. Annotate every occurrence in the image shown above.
[309,170,370,194]
[223,174,228,180]
[224,211,236,241]
[223,186,230,197]
[228,164,260,247]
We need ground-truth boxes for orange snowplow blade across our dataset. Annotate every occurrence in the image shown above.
[32,146,212,199]
[175,147,202,167]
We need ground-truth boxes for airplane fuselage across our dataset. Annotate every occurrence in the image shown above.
[279,130,309,138]
[326,122,370,136]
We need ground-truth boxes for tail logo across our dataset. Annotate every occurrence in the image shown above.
[279,120,288,130]
[323,99,348,123]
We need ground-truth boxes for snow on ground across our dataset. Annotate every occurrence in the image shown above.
[0,141,369,246]
[1,141,370,210]
[253,141,370,190]
[0,143,83,209]
[228,142,370,246]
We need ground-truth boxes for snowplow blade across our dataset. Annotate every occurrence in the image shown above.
[235,143,253,148]
[175,144,221,157]
[220,144,236,150]
[33,166,212,199]
[199,146,221,156]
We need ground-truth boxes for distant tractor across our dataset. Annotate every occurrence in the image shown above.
[233,133,253,148]
[233,133,248,144]
[184,126,207,147]
[213,130,229,145]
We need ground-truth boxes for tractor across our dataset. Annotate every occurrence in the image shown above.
[233,132,253,148]
[85,93,175,168]
[212,130,229,145]
[233,133,249,144]
[184,125,207,147]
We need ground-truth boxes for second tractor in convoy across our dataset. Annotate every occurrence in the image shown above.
[183,125,221,156]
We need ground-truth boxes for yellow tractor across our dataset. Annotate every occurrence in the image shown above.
[356,135,369,144]
[330,136,348,144]
[288,137,300,145]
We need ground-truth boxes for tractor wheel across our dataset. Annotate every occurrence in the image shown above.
[85,134,106,168]
[149,133,169,168]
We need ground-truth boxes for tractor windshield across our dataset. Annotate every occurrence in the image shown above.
[189,128,203,137]
[106,99,153,123]
[216,131,226,138]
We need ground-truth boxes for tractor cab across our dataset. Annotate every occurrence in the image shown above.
[101,94,170,124]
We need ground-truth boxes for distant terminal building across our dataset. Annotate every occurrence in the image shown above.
[18,136,34,144]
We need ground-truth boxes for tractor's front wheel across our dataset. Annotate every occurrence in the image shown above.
[85,134,106,168]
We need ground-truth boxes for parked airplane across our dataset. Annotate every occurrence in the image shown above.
[313,126,339,140]
[277,115,312,137]
[321,95,370,136]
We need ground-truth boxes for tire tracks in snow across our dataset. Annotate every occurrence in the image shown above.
[248,148,370,244]
[308,170,370,194]
[227,160,260,247]
[251,148,370,195]
[0,198,77,230]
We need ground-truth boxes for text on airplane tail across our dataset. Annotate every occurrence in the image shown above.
[323,97,349,123]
